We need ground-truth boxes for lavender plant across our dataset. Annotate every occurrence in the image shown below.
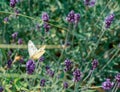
[0,0,120,92]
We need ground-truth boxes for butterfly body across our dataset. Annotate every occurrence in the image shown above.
[28,40,46,60]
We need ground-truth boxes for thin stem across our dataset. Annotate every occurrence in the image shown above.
[100,49,119,72]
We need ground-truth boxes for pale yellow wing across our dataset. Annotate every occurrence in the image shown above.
[31,45,46,60]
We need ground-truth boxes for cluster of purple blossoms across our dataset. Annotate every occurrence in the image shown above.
[66,10,80,24]
[84,0,96,7]
[12,32,18,39]
[42,12,50,32]
[64,59,72,71]
[26,59,35,74]
[91,59,98,70]
[73,69,82,82]
[40,79,46,87]
[105,14,114,28]
[10,0,19,8]
[115,73,120,82]
[0,86,3,92]
[18,38,23,45]
[63,82,69,89]
[102,79,113,90]
[7,59,13,68]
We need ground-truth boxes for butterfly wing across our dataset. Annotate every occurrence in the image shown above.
[31,45,46,59]
[28,40,38,58]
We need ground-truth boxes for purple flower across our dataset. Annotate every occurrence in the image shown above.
[63,82,68,89]
[84,0,96,7]
[26,59,35,74]
[4,17,9,23]
[102,79,113,90]
[66,10,75,23]
[43,23,50,32]
[0,86,3,92]
[66,10,80,25]
[105,14,114,28]
[115,73,120,82]
[40,79,46,87]
[91,59,98,69]
[64,59,72,71]
[73,69,82,82]
[12,32,18,39]
[47,69,54,77]
[7,59,13,68]
[18,38,23,45]
[42,12,49,22]
[10,0,18,8]
[39,56,44,62]
[74,13,80,24]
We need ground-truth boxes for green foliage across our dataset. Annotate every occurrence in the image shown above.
[0,0,120,92]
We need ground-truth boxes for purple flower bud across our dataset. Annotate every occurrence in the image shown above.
[26,59,35,74]
[12,32,18,39]
[66,10,75,23]
[84,0,96,7]
[15,9,20,15]
[47,69,54,77]
[7,59,13,68]
[40,79,46,87]
[115,73,120,82]
[64,59,72,71]
[91,59,98,69]
[4,17,9,23]
[10,0,18,8]
[42,12,49,22]
[18,38,23,45]
[0,86,3,92]
[43,23,50,32]
[39,56,44,62]
[73,69,82,82]
[102,79,113,90]
[105,14,114,28]
[63,82,68,89]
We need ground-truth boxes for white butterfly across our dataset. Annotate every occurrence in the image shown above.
[28,40,46,60]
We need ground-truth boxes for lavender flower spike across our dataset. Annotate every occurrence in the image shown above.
[102,79,113,90]
[26,59,35,74]
[73,69,82,82]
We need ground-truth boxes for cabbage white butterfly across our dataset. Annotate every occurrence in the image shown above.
[28,40,46,60]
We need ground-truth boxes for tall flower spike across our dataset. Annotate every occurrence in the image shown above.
[102,79,113,90]
[10,0,18,8]
[64,59,72,71]
[91,59,98,70]
[26,59,35,74]
[73,69,82,82]
[105,14,114,28]
[18,38,23,45]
